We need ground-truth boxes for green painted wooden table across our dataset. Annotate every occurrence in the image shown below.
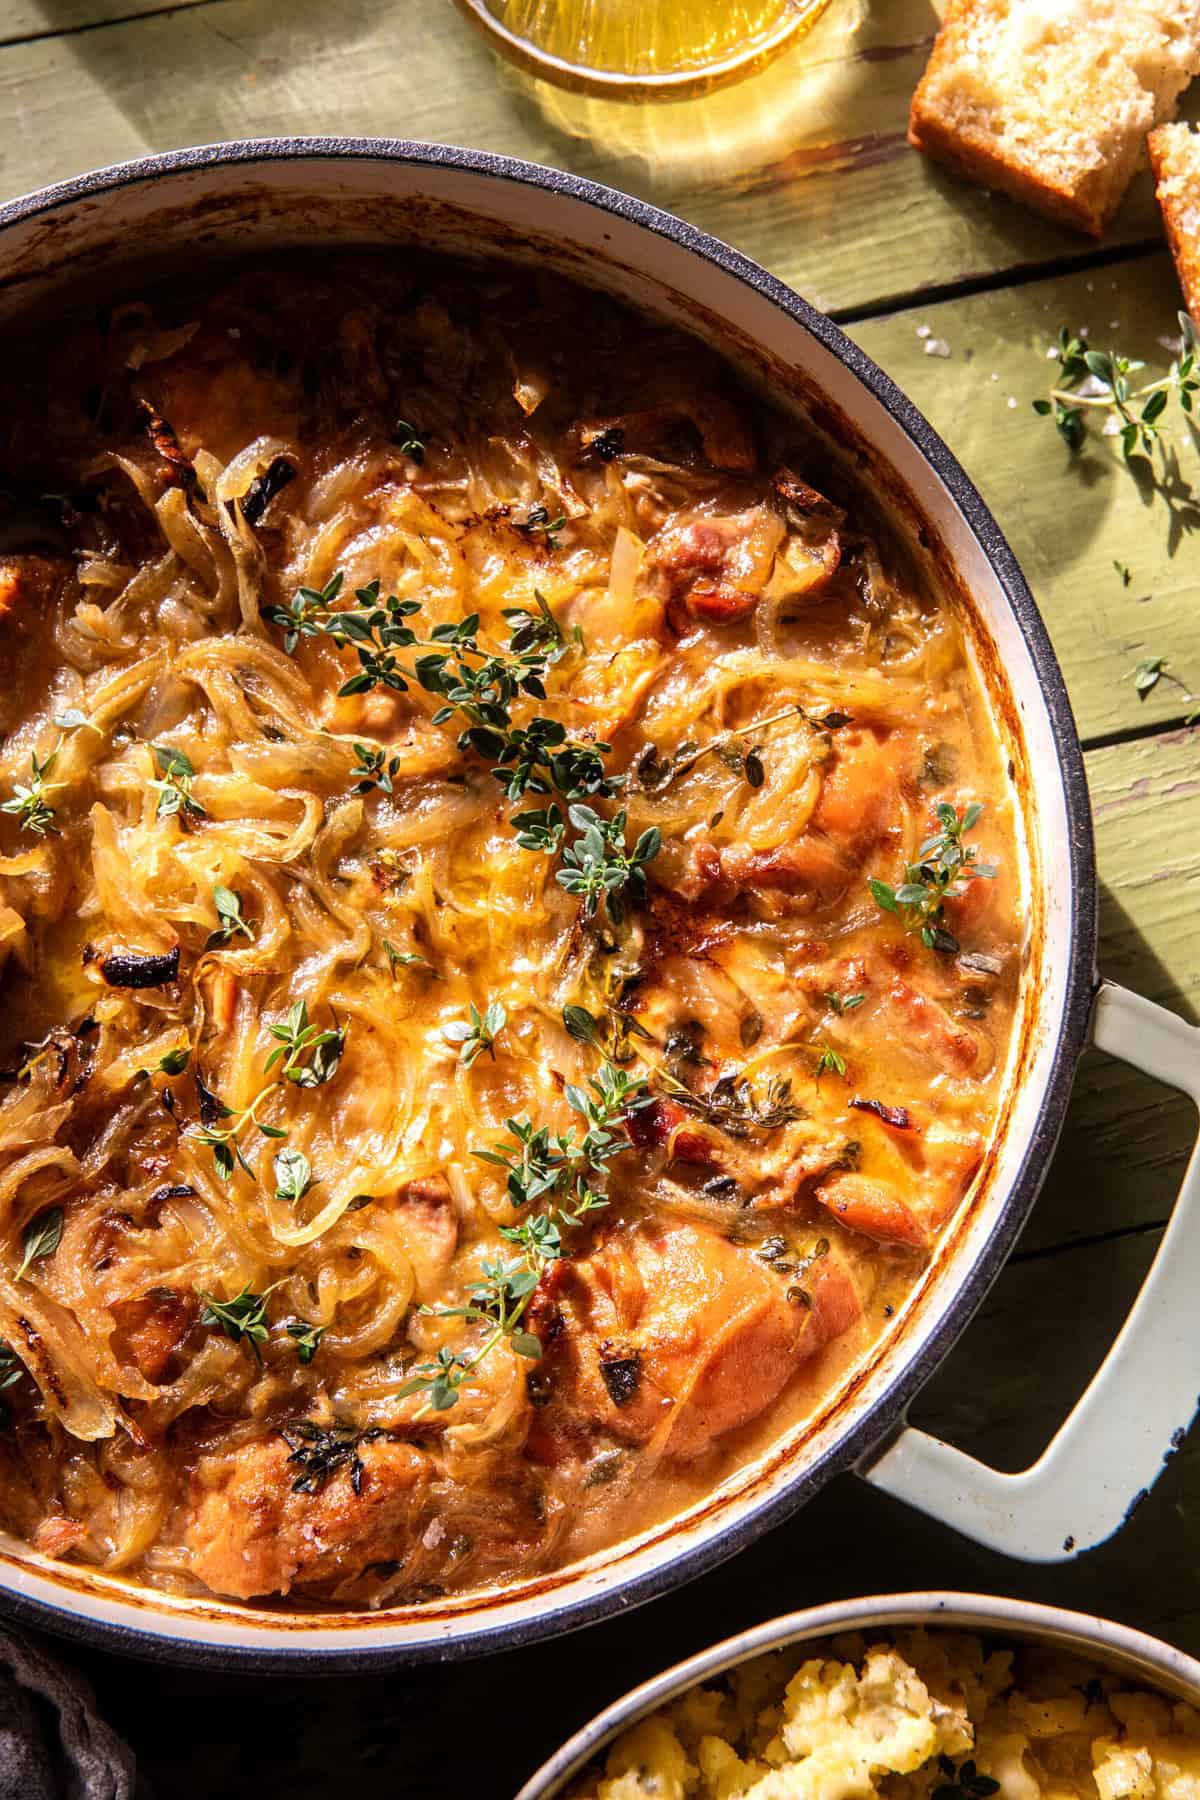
[3,2,1199,1793]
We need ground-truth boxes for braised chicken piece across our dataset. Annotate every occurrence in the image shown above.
[184,1433,429,1600]
[528,1220,862,1466]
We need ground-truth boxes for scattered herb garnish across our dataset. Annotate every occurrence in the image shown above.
[273,1146,313,1204]
[514,503,566,550]
[198,1283,278,1362]
[825,991,864,1016]
[285,1321,326,1364]
[153,1045,191,1077]
[444,1001,507,1067]
[265,575,660,925]
[206,885,252,949]
[868,800,995,954]
[556,806,660,925]
[502,590,582,661]
[1034,315,1200,459]
[15,1207,64,1281]
[281,1421,391,1494]
[1,745,63,837]
[393,420,426,464]
[265,1000,347,1088]
[401,1053,651,1415]
[666,1071,805,1139]
[196,1076,287,1181]
[632,705,815,796]
[1114,560,1132,587]
[149,745,205,823]
[351,742,403,795]
[813,1045,847,1084]
[1132,655,1169,699]
[383,940,437,979]
[0,714,93,839]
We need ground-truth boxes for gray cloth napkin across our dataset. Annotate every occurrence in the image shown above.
[0,1628,136,1800]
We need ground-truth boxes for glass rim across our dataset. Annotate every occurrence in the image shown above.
[451,0,829,100]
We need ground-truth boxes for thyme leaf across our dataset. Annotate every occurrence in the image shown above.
[198,1283,278,1362]
[444,1001,507,1067]
[149,745,205,823]
[206,885,252,949]
[285,1320,325,1364]
[16,1207,64,1281]
[868,800,995,954]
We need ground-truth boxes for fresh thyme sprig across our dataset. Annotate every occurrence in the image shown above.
[813,1045,847,1084]
[351,742,403,795]
[198,1283,278,1362]
[1,715,94,839]
[399,1052,651,1414]
[868,800,995,954]
[556,806,660,925]
[632,705,841,797]
[273,1146,313,1204]
[281,1421,391,1493]
[393,419,426,463]
[444,1001,506,1067]
[266,574,661,923]
[15,1207,64,1281]
[265,1000,347,1088]
[1034,316,1199,458]
[206,885,252,949]
[195,1004,346,1180]
[149,745,205,823]
[285,1320,325,1364]
[1,745,63,837]
[514,504,566,550]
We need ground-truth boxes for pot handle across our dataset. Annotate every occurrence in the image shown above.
[857,981,1200,1561]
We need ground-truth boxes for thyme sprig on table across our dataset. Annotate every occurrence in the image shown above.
[869,800,995,955]
[398,1048,652,1414]
[1034,316,1200,458]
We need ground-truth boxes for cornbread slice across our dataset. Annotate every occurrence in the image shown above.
[910,0,1200,238]
[1149,122,1200,317]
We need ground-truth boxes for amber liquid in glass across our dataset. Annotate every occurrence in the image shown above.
[491,0,830,86]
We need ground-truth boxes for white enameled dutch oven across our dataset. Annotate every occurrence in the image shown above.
[0,141,1198,1671]
[516,1591,1200,1799]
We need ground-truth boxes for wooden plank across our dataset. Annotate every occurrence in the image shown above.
[1025,726,1200,1255]
[0,0,211,48]
[0,0,1192,313]
[850,251,1200,745]
[64,1224,1200,1796]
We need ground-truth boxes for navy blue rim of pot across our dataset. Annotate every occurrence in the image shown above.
[0,138,1098,1675]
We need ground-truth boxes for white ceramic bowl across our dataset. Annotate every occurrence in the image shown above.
[518,1591,1200,1798]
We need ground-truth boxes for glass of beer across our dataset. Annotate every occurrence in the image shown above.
[453,0,837,99]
